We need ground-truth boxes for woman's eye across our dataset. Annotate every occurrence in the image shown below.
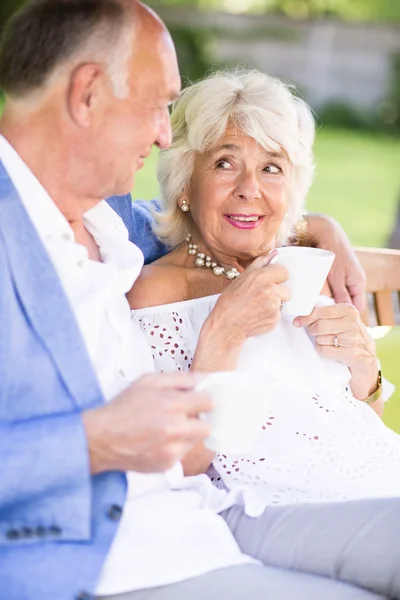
[215,159,232,169]
[264,163,282,174]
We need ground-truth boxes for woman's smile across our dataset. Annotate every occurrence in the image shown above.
[223,214,265,229]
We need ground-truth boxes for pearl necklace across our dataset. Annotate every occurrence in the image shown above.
[185,235,240,280]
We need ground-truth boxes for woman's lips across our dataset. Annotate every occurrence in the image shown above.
[223,214,265,229]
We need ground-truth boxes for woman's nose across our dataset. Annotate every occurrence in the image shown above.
[234,171,261,201]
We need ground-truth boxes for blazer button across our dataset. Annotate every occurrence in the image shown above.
[21,527,34,539]
[76,591,93,600]
[35,526,47,538]
[6,529,21,540]
[106,504,123,521]
[48,525,62,537]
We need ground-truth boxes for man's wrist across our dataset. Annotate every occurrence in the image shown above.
[306,213,338,246]
[290,213,336,248]
[290,215,309,247]
[82,408,109,475]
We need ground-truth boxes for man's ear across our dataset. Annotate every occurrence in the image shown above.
[66,63,105,127]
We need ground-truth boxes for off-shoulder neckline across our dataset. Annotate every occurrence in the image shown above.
[131,293,220,316]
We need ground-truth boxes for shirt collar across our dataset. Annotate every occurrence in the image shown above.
[0,134,144,283]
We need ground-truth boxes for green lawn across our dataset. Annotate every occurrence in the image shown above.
[307,128,400,248]
[132,128,400,433]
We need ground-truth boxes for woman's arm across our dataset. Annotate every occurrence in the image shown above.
[185,262,291,475]
[132,257,290,476]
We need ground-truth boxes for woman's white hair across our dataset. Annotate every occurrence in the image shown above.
[155,69,315,248]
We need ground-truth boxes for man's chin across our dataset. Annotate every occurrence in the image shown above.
[111,175,136,199]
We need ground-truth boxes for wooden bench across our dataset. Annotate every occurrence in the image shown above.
[355,247,400,327]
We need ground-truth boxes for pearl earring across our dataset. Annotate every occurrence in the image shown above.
[180,199,190,212]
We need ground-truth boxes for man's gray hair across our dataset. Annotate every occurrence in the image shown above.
[0,0,135,100]
[155,69,316,248]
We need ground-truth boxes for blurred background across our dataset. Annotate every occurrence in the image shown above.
[0,0,399,430]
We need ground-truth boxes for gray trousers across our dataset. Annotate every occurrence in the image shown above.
[99,497,400,600]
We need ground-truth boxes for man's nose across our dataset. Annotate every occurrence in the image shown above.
[234,170,261,201]
[154,109,172,150]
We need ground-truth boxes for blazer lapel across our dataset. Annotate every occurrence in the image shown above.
[0,162,104,410]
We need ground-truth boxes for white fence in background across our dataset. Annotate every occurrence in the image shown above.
[158,8,400,111]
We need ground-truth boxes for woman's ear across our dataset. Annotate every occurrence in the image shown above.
[66,63,104,127]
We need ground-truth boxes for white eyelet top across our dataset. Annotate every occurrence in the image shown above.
[132,294,400,506]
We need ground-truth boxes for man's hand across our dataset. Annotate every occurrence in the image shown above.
[83,373,212,475]
[307,214,367,311]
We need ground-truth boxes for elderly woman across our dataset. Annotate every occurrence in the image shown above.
[127,69,400,506]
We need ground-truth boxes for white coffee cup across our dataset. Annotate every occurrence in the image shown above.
[271,246,335,316]
[195,371,273,454]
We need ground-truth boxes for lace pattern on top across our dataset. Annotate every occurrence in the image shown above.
[132,301,400,506]
[133,310,194,373]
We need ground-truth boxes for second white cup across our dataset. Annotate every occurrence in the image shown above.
[195,371,274,454]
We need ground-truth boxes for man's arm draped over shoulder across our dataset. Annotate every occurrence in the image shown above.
[106,195,168,264]
[107,195,367,309]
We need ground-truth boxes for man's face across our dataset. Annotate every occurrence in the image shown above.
[99,27,181,197]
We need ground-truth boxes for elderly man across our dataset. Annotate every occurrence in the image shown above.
[0,2,399,600]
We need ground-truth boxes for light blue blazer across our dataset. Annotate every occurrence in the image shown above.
[0,162,128,600]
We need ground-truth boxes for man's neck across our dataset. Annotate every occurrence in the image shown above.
[0,113,102,260]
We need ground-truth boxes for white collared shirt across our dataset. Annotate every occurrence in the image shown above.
[0,136,258,596]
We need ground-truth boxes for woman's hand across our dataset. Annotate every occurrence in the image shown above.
[212,254,291,343]
[294,304,380,404]
[192,254,291,372]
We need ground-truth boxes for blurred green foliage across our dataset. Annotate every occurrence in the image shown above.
[149,0,400,22]
[0,0,24,31]
[1,0,399,32]
[168,25,215,84]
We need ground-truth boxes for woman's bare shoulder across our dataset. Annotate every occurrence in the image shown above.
[127,262,189,309]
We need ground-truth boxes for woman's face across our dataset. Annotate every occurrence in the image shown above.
[187,126,291,266]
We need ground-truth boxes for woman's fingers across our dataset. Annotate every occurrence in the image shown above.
[315,342,352,361]
[306,316,356,336]
[246,250,277,271]
[315,332,358,347]
[295,303,358,328]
